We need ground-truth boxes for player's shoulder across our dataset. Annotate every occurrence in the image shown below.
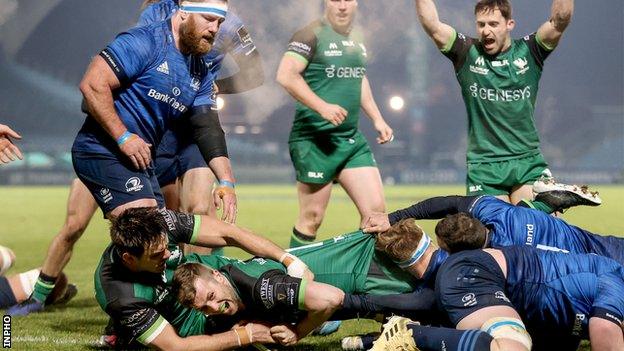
[293,19,323,39]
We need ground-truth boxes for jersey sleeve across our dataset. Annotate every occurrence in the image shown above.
[470,196,513,226]
[285,25,317,65]
[227,15,257,57]
[100,27,155,85]
[159,209,201,245]
[436,252,514,326]
[107,298,169,345]
[523,32,553,68]
[254,270,307,312]
[441,29,476,72]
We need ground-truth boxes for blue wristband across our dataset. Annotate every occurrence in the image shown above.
[219,180,235,188]
[116,131,132,145]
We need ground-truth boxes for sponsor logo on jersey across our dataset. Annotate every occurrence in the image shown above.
[157,61,170,75]
[462,293,477,307]
[469,185,483,193]
[513,57,529,75]
[307,171,324,179]
[470,56,489,75]
[154,285,169,304]
[491,59,509,67]
[525,224,534,245]
[190,77,201,92]
[341,40,355,47]
[168,248,181,263]
[494,291,510,303]
[324,65,366,79]
[288,41,311,56]
[469,83,531,102]
[260,278,275,309]
[100,188,113,203]
[572,313,586,336]
[252,258,267,265]
[172,87,181,96]
[325,43,342,56]
[147,89,189,113]
[125,177,144,192]
[237,25,254,49]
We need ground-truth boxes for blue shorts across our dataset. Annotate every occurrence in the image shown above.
[155,130,207,187]
[72,151,164,214]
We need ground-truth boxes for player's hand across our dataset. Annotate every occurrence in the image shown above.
[118,133,152,170]
[281,253,315,281]
[0,137,23,164]
[362,212,391,233]
[318,103,347,126]
[0,124,21,139]
[214,182,237,223]
[374,120,394,144]
[270,325,298,346]
[245,322,275,344]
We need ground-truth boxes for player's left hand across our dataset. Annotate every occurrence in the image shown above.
[374,120,393,144]
[214,183,237,223]
[270,325,298,346]
[0,136,23,164]
[362,212,391,233]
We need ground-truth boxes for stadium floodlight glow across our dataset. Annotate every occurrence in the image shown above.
[216,96,225,110]
[389,96,405,111]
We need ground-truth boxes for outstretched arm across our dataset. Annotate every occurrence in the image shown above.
[536,0,574,49]
[414,0,455,50]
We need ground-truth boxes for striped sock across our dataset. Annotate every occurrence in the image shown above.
[517,199,554,214]
[31,273,57,304]
[289,227,315,248]
[408,324,493,351]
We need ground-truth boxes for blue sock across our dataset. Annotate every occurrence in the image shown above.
[408,324,492,351]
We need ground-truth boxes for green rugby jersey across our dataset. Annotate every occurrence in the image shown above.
[94,209,236,345]
[443,30,554,162]
[285,19,368,142]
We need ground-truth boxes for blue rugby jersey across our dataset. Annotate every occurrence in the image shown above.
[470,196,624,263]
[138,0,256,76]
[72,19,214,155]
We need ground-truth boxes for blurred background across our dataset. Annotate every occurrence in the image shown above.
[0,0,622,185]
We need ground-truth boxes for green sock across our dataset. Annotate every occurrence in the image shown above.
[289,227,315,248]
[517,199,554,214]
[32,273,56,304]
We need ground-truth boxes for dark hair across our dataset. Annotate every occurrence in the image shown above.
[109,207,167,257]
[435,213,487,253]
[375,219,424,262]
[172,263,216,308]
[474,0,512,20]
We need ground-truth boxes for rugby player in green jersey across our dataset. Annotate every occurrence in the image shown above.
[94,208,312,350]
[276,0,394,248]
[415,0,575,204]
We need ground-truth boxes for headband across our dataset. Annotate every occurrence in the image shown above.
[179,1,228,18]
[396,233,431,269]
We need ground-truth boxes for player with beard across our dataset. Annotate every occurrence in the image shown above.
[414,0,575,205]
[6,0,257,316]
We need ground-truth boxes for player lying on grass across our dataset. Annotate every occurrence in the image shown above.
[363,189,618,263]
[95,207,311,350]
[371,235,624,351]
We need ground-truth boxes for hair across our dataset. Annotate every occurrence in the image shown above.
[109,207,167,257]
[375,219,424,262]
[474,0,512,20]
[435,213,488,253]
[172,262,216,308]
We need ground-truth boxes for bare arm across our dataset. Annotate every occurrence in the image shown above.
[360,76,393,144]
[589,317,624,351]
[414,0,455,50]
[271,281,344,346]
[79,56,152,169]
[536,0,574,49]
[276,55,347,126]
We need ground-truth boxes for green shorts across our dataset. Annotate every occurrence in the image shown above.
[287,231,417,295]
[466,153,549,196]
[288,132,377,184]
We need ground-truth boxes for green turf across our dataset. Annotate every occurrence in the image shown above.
[0,185,622,350]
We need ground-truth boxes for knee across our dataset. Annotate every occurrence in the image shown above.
[180,196,211,215]
[301,208,325,231]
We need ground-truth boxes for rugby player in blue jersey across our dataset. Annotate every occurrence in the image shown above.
[370,223,624,351]
[8,0,265,316]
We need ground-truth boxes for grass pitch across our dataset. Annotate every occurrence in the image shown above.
[0,184,622,350]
